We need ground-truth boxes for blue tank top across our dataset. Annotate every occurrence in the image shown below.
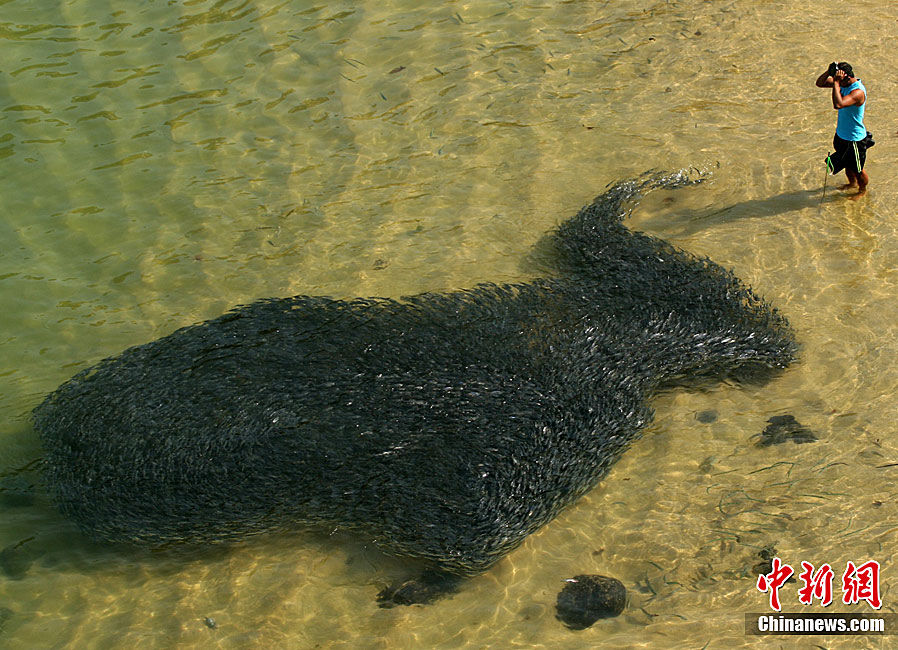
[836,79,866,141]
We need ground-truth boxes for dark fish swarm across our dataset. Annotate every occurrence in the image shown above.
[34,172,797,575]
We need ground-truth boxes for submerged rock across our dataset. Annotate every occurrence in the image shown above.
[33,172,796,597]
[0,541,32,581]
[0,607,13,634]
[0,475,35,509]
[377,569,462,608]
[756,415,817,447]
[556,574,626,629]
[752,545,796,583]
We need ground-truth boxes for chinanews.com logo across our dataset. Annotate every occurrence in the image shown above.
[746,557,897,635]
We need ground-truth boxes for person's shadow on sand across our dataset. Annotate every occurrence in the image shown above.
[634,187,842,239]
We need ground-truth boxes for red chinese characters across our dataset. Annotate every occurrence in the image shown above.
[797,561,834,606]
[757,557,794,611]
[757,558,882,611]
[842,560,882,609]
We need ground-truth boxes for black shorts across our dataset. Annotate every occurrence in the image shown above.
[827,133,868,175]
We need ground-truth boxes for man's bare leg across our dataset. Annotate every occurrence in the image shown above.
[840,169,859,191]
[849,169,869,200]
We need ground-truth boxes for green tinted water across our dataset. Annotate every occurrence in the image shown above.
[3,0,898,647]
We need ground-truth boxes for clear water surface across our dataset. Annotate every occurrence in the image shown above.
[2,0,898,647]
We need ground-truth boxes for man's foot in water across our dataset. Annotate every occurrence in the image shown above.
[842,170,868,198]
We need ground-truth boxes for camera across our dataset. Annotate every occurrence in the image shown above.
[827,61,839,76]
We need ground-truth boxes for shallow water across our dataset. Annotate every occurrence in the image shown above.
[2,0,898,647]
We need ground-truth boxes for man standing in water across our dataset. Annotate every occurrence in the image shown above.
[816,62,870,199]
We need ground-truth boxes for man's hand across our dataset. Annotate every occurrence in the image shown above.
[816,67,836,88]
[831,70,864,109]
